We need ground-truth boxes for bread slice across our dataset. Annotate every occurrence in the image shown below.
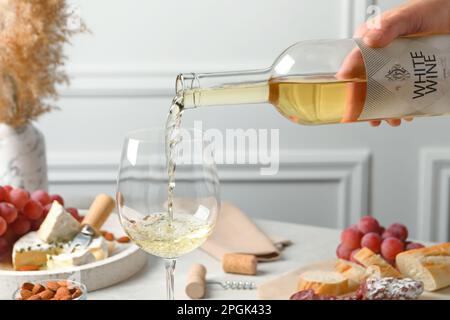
[334,259,367,291]
[298,270,349,296]
[353,247,402,278]
[396,243,450,291]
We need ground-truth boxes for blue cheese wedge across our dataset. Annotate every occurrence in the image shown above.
[12,232,68,270]
[38,201,80,243]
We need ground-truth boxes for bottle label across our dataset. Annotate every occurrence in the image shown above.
[355,35,450,120]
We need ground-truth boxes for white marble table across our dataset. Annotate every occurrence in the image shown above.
[88,219,341,300]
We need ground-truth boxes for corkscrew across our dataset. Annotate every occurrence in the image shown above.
[185,264,257,299]
[208,280,257,290]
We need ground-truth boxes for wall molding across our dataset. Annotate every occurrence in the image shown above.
[418,149,450,242]
[47,149,370,228]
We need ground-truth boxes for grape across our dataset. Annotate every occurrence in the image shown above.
[349,224,359,231]
[8,188,29,210]
[30,190,51,206]
[66,207,79,219]
[387,223,408,241]
[43,203,53,217]
[406,242,425,251]
[336,243,353,260]
[378,226,385,235]
[361,232,382,253]
[0,237,8,254]
[49,194,64,206]
[30,216,45,231]
[11,216,31,235]
[0,202,18,224]
[340,228,363,250]
[357,216,380,234]
[0,186,6,202]
[382,230,396,239]
[0,217,7,236]
[23,200,43,220]
[3,185,13,192]
[350,249,360,264]
[381,237,404,260]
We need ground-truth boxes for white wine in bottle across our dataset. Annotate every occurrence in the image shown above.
[176,35,450,125]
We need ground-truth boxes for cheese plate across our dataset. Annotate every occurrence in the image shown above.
[0,211,147,299]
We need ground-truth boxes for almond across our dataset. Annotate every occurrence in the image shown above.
[27,294,41,300]
[59,295,72,300]
[72,288,83,299]
[55,286,70,299]
[21,282,34,291]
[20,289,33,300]
[117,236,130,243]
[31,284,45,295]
[104,232,114,241]
[46,281,60,291]
[57,280,68,287]
[38,290,55,300]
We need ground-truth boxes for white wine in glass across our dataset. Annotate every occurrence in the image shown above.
[116,128,220,300]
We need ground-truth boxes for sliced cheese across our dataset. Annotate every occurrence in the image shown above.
[12,232,68,270]
[38,201,80,243]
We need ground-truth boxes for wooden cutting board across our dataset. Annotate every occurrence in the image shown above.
[0,212,148,299]
[258,259,450,300]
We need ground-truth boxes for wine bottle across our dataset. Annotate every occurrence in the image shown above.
[176,35,450,125]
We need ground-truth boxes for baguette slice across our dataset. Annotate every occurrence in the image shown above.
[396,243,450,291]
[334,259,367,291]
[353,247,402,278]
[298,270,349,296]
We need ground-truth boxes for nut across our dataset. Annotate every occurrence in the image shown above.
[55,286,70,299]
[27,294,41,300]
[21,282,34,291]
[117,236,130,243]
[38,290,55,300]
[57,280,68,287]
[20,289,33,300]
[104,232,114,241]
[31,284,45,295]
[72,288,82,299]
[46,281,60,291]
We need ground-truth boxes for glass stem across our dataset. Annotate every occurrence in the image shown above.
[164,259,176,300]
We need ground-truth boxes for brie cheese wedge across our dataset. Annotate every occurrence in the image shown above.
[38,201,80,243]
[88,236,110,261]
[12,232,68,270]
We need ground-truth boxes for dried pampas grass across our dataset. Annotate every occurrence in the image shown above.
[0,0,86,128]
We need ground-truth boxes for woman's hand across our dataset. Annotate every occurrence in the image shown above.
[356,0,450,126]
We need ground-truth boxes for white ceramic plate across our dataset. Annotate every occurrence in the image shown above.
[0,211,148,299]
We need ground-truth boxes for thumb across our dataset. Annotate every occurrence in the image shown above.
[363,8,420,47]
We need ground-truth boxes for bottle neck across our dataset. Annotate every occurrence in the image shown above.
[176,68,271,109]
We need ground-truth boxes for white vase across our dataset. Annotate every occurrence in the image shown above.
[0,123,48,191]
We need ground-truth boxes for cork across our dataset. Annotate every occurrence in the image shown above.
[222,253,257,275]
[185,264,207,299]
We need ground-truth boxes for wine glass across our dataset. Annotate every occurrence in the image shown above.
[116,127,220,300]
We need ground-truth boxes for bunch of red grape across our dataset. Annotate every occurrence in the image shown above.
[0,186,81,256]
[336,216,424,265]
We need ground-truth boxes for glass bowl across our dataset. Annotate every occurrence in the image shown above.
[12,279,87,300]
